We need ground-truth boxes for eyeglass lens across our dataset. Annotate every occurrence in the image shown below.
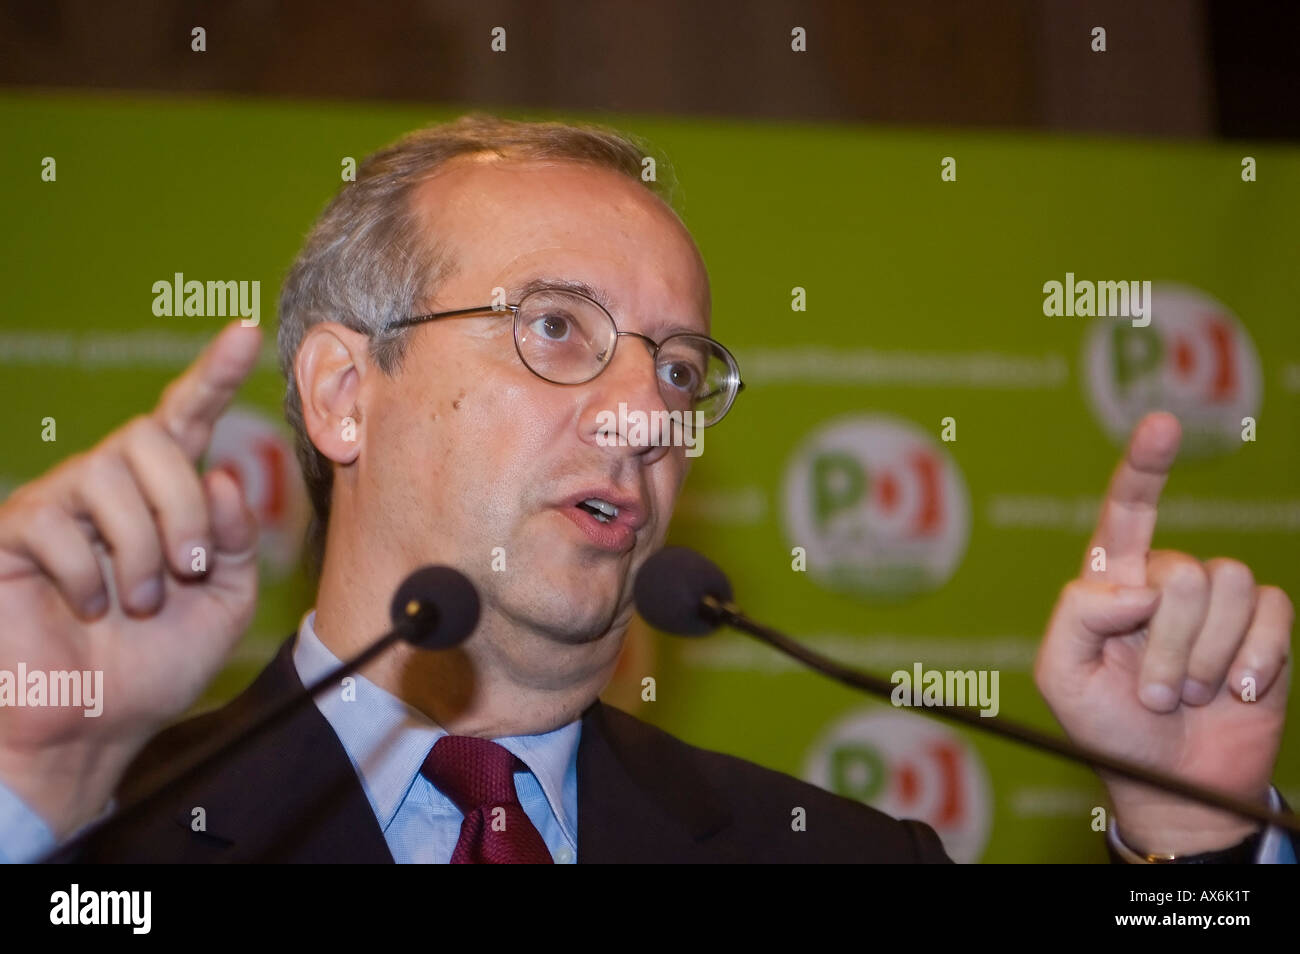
[513,289,736,424]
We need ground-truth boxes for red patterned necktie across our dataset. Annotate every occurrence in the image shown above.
[420,735,555,864]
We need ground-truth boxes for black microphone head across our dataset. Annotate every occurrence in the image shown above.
[634,546,733,636]
[390,565,480,651]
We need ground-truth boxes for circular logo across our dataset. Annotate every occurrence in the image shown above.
[781,415,969,601]
[1083,284,1262,457]
[804,708,992,863]
[207,406,309,578]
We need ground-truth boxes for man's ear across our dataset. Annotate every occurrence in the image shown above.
[296,322,371,465]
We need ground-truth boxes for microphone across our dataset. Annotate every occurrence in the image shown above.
[634,546,1300,836]
[389,564,482,651]
[634,546,733,635]
[44,565,480,862]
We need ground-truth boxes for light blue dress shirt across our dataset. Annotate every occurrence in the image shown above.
[292,610,581,863]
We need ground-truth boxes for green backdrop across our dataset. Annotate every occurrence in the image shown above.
[2,92,1297,862]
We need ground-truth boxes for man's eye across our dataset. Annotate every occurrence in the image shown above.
[530,313,572,341]
[660,361,701,393]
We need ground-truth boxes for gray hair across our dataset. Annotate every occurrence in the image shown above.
[276,113,680,572]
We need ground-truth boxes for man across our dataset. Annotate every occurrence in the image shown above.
[0,115,1293,863]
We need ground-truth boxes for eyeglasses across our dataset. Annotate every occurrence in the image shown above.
[385,285,744,427]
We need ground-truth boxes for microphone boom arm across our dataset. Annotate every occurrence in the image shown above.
[701,594,1300,836]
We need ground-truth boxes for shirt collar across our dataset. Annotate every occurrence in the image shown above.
[291,610,580,848]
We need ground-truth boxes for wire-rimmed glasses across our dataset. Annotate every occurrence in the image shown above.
[385,285,744,426]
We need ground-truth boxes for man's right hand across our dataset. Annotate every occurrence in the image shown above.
[0,322,263,839]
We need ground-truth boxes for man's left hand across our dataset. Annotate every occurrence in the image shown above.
[1034,411,1294,856]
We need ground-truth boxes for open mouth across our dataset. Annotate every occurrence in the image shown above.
[576,498,619,524]
[556,488,645,553]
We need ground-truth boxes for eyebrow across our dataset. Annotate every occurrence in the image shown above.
[509,276,616,313]
[508,275,704,339]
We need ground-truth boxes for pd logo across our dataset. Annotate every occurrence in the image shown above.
[781,415,969,601]
[804,708,992,863]
[1083,284,1262,457]
[207,406,309,578]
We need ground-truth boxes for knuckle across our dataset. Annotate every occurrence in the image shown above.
[20,501,65,543]
[157,375,182,409]
[1206,557,1255,596]
[39,450,86,491]
[78,449,123,490]
[1160,557,1208,600]
[1,484,37,521]
[1060,578,1088,608]
[2,481,39,513]
[120,413,162,449]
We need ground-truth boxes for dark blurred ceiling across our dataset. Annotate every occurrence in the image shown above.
[0,0,1293,139]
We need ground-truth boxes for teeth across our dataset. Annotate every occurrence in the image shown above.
[582,497,619,522]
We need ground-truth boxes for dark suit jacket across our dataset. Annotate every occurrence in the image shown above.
[61,635,952,863]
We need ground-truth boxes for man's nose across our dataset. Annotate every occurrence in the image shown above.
[578,334,672,462]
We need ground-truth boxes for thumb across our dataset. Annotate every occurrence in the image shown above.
[1043,581,1161,669]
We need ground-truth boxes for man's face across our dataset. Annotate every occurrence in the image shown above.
[359,156,712,647]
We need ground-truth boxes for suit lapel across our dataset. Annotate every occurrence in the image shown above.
[118,644,734,863]
[170,637,394,863]
[576,702,731,862]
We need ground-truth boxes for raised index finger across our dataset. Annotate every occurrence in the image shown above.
[1084,411,1182,586]
[154,322,263,461]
